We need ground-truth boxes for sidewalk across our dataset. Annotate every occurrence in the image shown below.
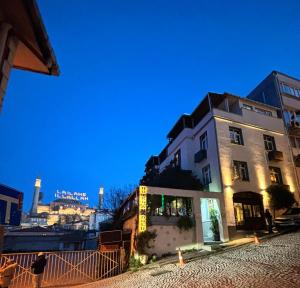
[140,227,295,269]
[75,227,296,288]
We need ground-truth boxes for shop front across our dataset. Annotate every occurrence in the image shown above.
[233,191,265,230]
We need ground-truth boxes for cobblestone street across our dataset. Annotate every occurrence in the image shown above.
[80,231,300,288]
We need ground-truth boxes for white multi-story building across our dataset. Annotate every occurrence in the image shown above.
[144,91,299,239]
[248,71,300,196]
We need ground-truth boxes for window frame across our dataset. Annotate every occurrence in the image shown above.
[200,131,208,151]
[263,134,277,151]
[269,166,283,185]
[229,126,244,145]
[174,149,181,168]
[202,164,212,185]
[233,160,250,181]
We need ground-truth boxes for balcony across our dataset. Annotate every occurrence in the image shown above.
[288,120,300,136]
[295,155,300,167]
[268,150,283,162]
[194,149,207,163]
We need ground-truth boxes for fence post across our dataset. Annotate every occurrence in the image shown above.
[120,247,126,272]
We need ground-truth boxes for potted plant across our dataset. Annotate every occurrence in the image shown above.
[135,230,157,265]
[209,208,220,241]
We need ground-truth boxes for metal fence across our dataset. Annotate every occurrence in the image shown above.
[0,249,124,288]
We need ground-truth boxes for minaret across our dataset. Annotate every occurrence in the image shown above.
[30,177,41,215]
[98,186,104,210]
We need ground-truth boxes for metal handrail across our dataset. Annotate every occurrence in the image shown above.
[1,249,124,288]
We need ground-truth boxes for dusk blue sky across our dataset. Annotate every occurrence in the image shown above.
[1,0,300,212]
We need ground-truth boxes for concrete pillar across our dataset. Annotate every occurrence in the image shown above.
[193,196,203,249]
[218,194,229,242]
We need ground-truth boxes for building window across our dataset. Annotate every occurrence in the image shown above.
[254,107,272,116]
[174,150,181,168]
[280,82,300,98]
[242,103,272,116]
[200,131,208,150]
[263,135,276,151]
[269,166,283,185]
[202,165,211,185]
[233,161,249,181]
[242,104,253,111]
[229,127,244,145]
[147,195,193,217]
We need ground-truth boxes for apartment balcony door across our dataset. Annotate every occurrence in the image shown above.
[233,192,265,230]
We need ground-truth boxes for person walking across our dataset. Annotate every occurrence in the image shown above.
[31,252,47,288]
[0,259,17,288]
[265,209,273,234]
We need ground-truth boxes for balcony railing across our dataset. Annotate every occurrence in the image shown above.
[268,150,283,162]
[194,149,207,163]
[288,120,300,136]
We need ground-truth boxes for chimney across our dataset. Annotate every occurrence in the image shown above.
[30,177,41,215]
[98,186,104,210]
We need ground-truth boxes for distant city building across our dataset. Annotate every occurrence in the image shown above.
[24,178,95,230]
[89,209,112,231]
[248,71,300,200]
[0,184,23,226]
[0,0,59,111]
[3,226,97,252]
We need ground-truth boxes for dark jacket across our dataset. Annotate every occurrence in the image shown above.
[31,256,47,275]
[265,211,272,224]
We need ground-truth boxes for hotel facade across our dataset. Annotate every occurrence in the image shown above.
[119,72,300,256]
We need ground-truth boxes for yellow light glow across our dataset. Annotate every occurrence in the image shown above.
[261,189,270,209]
[214,116,284,136]
[138,186,148,233]
[283,171,296,193]
[254,164,267,191]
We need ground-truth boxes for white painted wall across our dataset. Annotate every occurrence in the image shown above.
[157,95,299,233]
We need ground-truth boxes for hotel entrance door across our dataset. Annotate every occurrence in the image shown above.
[233,192,265,230]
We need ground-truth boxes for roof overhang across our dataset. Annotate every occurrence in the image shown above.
[0,0,59,75]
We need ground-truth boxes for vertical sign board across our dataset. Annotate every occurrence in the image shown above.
[138,186,148,233]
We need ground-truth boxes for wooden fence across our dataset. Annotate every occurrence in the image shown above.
[0,249,124,288]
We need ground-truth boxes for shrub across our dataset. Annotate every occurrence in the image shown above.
[209,208,219,237]
[136,230,157,255]
[177,215,194,231]
[267,185,296,216]
[129,256,142,271]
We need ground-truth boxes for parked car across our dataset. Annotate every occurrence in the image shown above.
[274,207,300,228]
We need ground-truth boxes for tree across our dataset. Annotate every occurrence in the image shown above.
[103,185,137,230]
[266,185,296,216]
[140,166,202,191]
[104,185,136,212]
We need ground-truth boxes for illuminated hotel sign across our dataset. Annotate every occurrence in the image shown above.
[55,190,88,201]
[138,186,148,233]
